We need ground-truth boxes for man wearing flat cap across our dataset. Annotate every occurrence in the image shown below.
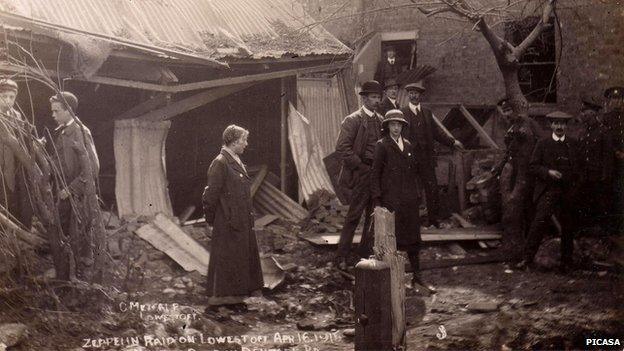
[401,81,463,227]
[577,96,613,229]
[379,78,400,117]
[0,78,32,227]
[603,86,624,234]
[49,91,100,272]
[518,111,580,272]
[334,80,384,269]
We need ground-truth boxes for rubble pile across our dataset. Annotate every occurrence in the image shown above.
[463,154,501,224]
[302,198,348,235]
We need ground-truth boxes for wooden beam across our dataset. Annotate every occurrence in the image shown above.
[280,78,288,193]
[430,113,456,141]
[139,83,256,122]
[458,105,500,149]
[114,93,170,120]
[0,61,347,93]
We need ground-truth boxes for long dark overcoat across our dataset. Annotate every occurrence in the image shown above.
[371,136,423,251]
[202,149,263,300]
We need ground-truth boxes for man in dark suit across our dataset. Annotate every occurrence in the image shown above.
[50,92,100,273]
[577,97,613,229]
[334,80,384,269]
[374,46,407,85]
[517,111,580,272]
[379,78,400,117]
[400,81,463,227]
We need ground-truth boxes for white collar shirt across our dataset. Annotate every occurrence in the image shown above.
[552,133,566,142]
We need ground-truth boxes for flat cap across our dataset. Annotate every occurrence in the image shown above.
[404,81,425,92]
[50,91,78,111]
[545,110,572,120]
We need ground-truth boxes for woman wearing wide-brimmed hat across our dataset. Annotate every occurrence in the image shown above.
[371,109,435,294]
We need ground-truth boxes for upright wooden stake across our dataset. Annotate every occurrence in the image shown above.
[280,78,288,192]
[373,207,407,349]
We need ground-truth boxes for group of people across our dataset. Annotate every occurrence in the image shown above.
[0,78,99,278]
[334,79,464,294]
[333,77,624,291]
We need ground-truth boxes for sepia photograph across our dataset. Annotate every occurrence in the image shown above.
[0,0,622,350]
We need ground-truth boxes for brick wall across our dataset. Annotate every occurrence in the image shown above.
[299,0,624,111]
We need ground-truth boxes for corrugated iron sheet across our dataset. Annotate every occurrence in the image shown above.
[114,119,173,218]
[297,77,348,158]
[0,0,350,59]
[287,103,336,203]
[253,180,308,222]
[135,213,210,275]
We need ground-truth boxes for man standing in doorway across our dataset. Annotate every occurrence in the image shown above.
[374,46,406,84]
[401,81,463,227]
[335,80,384,269]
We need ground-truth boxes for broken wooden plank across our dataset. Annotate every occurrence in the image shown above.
[478,241,489,249]
[451,213,476,228]
[250,165,268,199]
[302,227,502,246]
[183,217,206,226]
[458,105,500,149]
[254,214,279,229]
[0,208,46,248]
[114,93,170,120]
[135,213,210,274]
[373,207,406,348]
[178,206,196,224]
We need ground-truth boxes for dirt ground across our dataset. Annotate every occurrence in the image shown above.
[0,217,622,351]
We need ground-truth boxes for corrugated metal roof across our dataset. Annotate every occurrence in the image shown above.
[287,103,336,203]
[253,180,308,222]
[0,0,350,60]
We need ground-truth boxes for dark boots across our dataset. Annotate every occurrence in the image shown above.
[408,252,436,294]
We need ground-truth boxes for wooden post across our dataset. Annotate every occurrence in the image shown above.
[373,207,406,349]
[280,78,288,193]
[354,259,393,351]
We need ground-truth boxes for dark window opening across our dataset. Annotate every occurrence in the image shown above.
[381,40,417,69]
[505,16,557,103]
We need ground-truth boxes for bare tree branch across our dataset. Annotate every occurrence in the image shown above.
[514,0,556,56]
[416,6,454,17]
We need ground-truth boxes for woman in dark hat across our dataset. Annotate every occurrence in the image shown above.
[371,109,435,294]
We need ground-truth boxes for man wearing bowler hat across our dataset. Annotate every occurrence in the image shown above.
[401,81,463,227]
[334,80,384,269]
[517,111,580,272]
[379,78,400,117]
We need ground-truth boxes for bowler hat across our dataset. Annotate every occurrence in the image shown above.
[359,80,383,96]
[384,78,399,89]
[404,81,425,92]
[0,78,18,93]
[382,109,408,126]
[604,86,624,99]
[546,110,572,121]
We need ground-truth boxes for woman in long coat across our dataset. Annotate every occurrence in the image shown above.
[371,109,435,293]
[202,125,263,306]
